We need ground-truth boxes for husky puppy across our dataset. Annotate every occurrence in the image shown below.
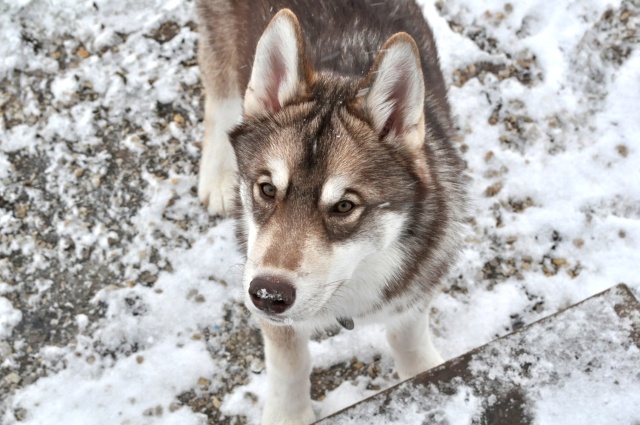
[196,1,466,423]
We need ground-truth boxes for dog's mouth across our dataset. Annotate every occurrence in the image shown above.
[245,280,355,329]
[252,310,295,326]
[253,309,355,331]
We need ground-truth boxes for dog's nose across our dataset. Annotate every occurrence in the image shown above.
[248,276,296,314]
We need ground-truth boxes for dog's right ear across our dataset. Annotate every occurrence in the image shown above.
[357,33,430,182]
[243,9,310,119]
[359,33,425,145]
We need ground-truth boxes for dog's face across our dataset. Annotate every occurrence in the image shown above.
[230,10,429,326]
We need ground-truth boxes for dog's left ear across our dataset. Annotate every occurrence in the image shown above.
[243,9,310,119]
[360,33,426,149]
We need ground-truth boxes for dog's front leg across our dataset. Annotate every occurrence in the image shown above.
[386,314,444,380]
[197,95,241,217]
[260,321,315,425]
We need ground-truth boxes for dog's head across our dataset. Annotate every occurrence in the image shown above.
[230,9,432,326]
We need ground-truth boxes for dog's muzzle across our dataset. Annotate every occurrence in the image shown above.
[248,276,296,314]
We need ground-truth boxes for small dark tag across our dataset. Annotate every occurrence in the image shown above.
[336,317,354,330]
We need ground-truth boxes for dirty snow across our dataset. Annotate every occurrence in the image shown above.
[325,383,483,425]
[1,0,639,424]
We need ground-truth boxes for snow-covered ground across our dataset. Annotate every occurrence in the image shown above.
[322,285,640,425]
[0,0,638,424]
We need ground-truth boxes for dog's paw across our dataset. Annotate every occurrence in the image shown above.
[261,401,315,425]
[396,350,444,381]
[198,167,236,217]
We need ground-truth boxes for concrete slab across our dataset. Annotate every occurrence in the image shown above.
[316,284,640,424]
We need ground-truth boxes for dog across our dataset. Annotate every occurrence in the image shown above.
[195,1,466,423]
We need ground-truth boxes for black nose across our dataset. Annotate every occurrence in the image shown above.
[248,276,296,314]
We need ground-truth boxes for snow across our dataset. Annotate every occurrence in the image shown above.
[326,383,483,425]
[325,285,640,424]
[0,298,22,340]
[10,339,216,425]
[256,288,283,301]
[471,285,640,425]
[1,0,639,423]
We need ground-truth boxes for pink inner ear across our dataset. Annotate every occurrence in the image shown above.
[380,118,393,139]
[380,74,412,139]
[260,49,288,113]
[380,63,412,139]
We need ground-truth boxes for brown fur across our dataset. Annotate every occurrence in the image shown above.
[196,0,240,98]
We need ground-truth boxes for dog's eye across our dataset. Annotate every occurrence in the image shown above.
[333,200,354,214]
[260,183,276,198]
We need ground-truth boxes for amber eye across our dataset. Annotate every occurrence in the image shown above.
[333,200,354,214]
[260,183,276,198]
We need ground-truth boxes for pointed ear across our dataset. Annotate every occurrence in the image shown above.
[360,33,426,147]
[243,9,310,119]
